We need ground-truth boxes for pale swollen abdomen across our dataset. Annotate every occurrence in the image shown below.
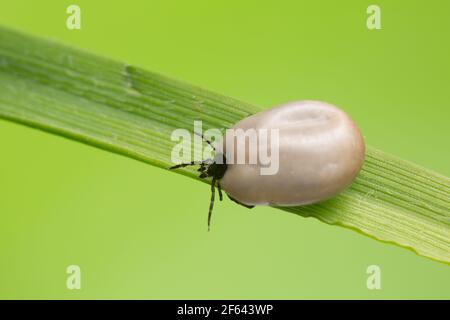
[219,100,365,206]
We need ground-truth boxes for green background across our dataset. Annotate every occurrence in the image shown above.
[0,0,449,299]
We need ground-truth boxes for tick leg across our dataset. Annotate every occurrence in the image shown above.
[208,177,216,231]
[169,159,212,170]
[169,161,200,169]
[194,132,216,151]
[217,181,223,201]
[227,194,254,209]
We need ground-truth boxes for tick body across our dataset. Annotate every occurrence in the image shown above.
[221,100,365,206]
[170,100,365,229]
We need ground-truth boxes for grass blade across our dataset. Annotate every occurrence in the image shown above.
[0,27,449,263]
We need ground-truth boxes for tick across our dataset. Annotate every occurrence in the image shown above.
[170,100,365,230]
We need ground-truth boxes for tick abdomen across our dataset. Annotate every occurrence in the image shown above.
[220,100,365,206]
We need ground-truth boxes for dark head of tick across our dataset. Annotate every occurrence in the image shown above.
[169,133,228,231]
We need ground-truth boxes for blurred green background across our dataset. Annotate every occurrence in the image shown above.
[0,0,449,299]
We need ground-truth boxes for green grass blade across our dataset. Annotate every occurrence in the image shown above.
[0,27,449,263]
